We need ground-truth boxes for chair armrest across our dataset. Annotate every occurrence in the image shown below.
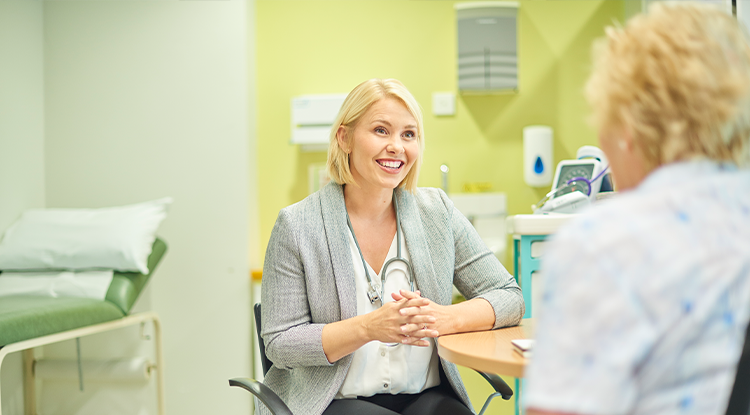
[228,377,293,415]
[475,371,513,400]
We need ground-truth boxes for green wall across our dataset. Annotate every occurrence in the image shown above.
[254,2,624,412]
[256,0,624,266]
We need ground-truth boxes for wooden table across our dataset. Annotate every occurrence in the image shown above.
[437,319,534,378]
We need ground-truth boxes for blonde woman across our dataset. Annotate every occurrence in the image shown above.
[260,78,524,415]
[526,4,750,415]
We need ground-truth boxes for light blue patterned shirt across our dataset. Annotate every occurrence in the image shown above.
[524,160,750,415]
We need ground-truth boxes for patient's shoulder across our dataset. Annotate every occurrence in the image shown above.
[550,192,652,253]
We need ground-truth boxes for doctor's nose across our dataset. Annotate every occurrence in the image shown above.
[386,138,404,154]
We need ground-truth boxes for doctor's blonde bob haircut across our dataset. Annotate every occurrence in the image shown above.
[327,78,425,192]
[586,2,750,169]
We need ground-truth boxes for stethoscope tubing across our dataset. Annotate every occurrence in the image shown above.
[345,189,415,305]
[565,164,610,196]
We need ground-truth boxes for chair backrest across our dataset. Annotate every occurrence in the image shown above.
[725,317,750,415]
[254,303,273,376]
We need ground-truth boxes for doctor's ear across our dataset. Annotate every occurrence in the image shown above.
[336,126,351,154]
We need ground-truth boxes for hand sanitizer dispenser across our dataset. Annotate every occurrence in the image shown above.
[523,125,553,187]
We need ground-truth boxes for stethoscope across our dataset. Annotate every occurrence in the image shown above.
[345,189,415,306]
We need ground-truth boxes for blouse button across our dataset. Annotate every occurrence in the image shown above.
[383,383,389,389]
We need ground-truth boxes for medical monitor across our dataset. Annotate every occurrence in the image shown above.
[550,159,604,201]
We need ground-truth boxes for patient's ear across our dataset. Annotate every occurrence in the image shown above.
[620,125,636,152]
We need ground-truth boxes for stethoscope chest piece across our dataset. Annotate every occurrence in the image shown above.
[366,288,381,305]
[346,189,415,306]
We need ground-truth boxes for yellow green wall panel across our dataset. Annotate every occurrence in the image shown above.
[255,0,625,268]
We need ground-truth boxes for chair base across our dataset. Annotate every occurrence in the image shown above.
[229,377,292,415]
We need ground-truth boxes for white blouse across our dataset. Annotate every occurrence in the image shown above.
[335,225,441,399]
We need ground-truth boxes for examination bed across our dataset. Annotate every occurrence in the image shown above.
[0,238,167,414]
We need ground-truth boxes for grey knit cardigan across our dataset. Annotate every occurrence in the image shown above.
[259,182,525,415]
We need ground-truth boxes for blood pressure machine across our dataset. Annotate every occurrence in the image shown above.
[533,146,613,214]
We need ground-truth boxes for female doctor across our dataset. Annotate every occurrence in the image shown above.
[260,78,525,415]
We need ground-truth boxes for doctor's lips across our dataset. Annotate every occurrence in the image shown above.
[377,159,405,171]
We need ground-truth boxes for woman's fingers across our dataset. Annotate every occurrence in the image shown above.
[399,330,433,346]
[397,296,430,311]
[398,289,421,299]
[401,316,437,331]
[400,312,439,338]
[371,293,439,344]
[401,336,431,347]
[399,301,432,316]
[401,322,439,335]
[404,315,436,325]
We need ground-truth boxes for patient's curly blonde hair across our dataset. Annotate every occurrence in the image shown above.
[586,2,750,169]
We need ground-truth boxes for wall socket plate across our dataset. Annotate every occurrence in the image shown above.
[432,92,456,116]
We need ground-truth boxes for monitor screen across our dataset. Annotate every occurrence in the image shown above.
[555,163,595,197]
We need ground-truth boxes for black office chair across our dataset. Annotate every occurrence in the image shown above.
[229,303,513,415]
[228,304,292,415]
[724,316,750,415]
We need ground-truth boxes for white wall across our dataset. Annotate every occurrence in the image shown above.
[0,0,46,230]
[41,1,254,414]
[0,1,46,412]
[247,0,261,273]
[737,1,750,33]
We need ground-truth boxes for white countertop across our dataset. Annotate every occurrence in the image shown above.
[507,213,579,236]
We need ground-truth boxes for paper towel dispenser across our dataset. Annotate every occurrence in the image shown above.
[291,94,347,152]
[456,1,519,93]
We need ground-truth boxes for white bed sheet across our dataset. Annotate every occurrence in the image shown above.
[0,270,113,300]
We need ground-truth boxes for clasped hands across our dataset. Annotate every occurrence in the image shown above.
[367,289,448,347]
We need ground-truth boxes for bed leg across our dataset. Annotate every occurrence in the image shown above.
[22,349,36,415]
[0,349,5,414]
[152,316,165,415]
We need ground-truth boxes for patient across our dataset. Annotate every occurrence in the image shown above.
[525,3,750,415]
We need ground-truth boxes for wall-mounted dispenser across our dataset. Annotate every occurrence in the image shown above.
[523,125,553,187]
[291,94,346,152]
[456,1,519,93]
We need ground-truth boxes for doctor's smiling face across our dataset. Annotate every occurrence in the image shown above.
[339,98,420,192]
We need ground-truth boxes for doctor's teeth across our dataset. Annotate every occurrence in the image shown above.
[380,161,401,168]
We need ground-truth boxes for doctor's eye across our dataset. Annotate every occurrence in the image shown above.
[375,127,388,135]
[403,130,416,140]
